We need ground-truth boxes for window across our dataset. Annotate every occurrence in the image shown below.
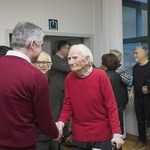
[123,0,148,38]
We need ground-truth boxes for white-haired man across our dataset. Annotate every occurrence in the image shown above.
[57,44,124,150]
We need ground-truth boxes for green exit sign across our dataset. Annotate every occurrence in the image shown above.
[49,19,58,30]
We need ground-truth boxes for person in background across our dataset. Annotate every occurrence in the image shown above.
[110,49,131,85]
[101,53,127,150]
[110,49,131,108]
[49,40,71,138]
[0,22,61,150]
[129,46,150,150]
[0,46,12,57]
[49,40,71,95]
[34,51,65,150]
[57,44,124,150]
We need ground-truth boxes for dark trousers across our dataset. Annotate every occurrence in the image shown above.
[134,96,146,142]
[72,139,112,150]
[36,140,64,150]
[49,140,64,150]
[36,140,50,150]
[118,106,124,134]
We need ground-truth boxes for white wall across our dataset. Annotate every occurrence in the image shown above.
[125,100,138,136]
[93,0,123,66]
[0,0,123,67]
[0,0,93,43]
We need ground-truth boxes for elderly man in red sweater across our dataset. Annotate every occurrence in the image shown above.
[57,44,124,150]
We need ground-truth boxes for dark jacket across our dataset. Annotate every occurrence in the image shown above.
[106,70,129,134]
[37,76,69,142]
[37,76,63,141]
[49,54,71,91]
[106,70,128,108]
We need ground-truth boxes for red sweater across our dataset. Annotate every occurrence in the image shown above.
[59,68,121,142]
[0,56,58,149]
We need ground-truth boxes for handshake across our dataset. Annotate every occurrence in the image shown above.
[53,121,64,141]
[53,122,71,144]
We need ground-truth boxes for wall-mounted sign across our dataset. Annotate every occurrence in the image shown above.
[49,19,58,30]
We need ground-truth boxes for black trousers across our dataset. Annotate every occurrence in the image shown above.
[118,106,124,134]
[36,140,64,150]
[72,139,112,150]
[36,140,50,150]
[134,95,146,142]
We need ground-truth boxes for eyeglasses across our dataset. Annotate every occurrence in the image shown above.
[34,61,53,66]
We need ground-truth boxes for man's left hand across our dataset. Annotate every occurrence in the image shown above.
[111,137,124,149]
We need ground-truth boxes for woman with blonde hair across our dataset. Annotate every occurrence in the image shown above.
[110,49,131,85]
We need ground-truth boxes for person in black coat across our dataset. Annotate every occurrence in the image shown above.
[49,40,71,93]
[101,53,127,139]
[129,46,150,150]
[34,51,67,150]
[49,40,71,145]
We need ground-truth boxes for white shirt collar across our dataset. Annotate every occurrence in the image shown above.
[56,52,65,59]
[6,50,31,63]
[76,66,93,78]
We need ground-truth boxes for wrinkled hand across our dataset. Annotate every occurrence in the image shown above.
[129,92,134,101]
[142,86,150,94]
[111,137,124,149]
[53,122,63,141]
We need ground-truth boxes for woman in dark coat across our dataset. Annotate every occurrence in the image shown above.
[101,53,127,136]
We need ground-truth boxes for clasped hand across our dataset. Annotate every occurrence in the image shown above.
[53,122,63,141]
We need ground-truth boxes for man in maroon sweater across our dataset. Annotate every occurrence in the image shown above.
[57,44,124,150]
[0,22,61,150]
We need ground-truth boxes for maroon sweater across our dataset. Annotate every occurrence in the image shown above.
[59,68,121,142]
[0,56,58,149]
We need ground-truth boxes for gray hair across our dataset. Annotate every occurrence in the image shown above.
[110,49,122,63]
[11,22,45,49]
[40,51,51,62]
[137,46,149,55]
[71,44,93,65]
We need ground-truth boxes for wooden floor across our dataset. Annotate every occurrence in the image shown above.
[122,133,150,150]
[64,133,150,150]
